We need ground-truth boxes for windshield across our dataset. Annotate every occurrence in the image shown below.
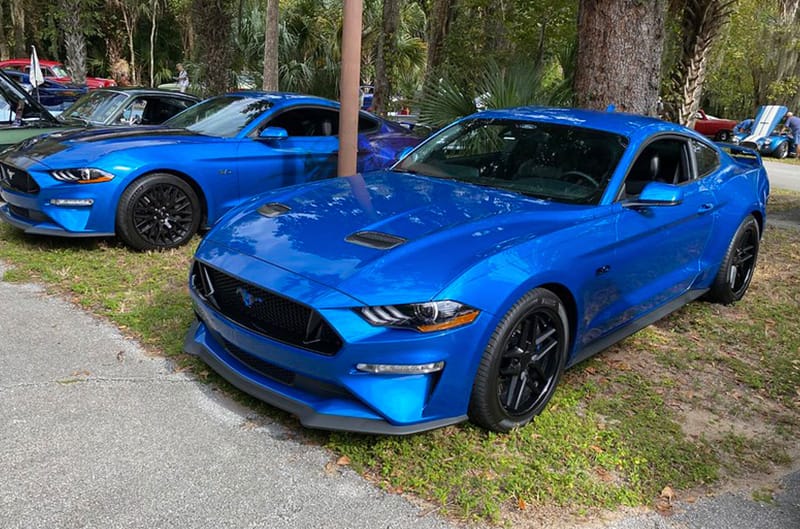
[394,118,629,205]
[163,95,272,137]
[61,91,127,124]
[49,65,70,78]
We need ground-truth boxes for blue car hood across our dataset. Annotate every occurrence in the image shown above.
[6,126,205,168]
[204,171,594,304]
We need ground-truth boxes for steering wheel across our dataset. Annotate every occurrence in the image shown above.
[561,170,599,188]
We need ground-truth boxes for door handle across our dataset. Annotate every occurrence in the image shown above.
[698,203,713,213]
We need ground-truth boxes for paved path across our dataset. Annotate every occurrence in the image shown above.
[0,265,456,529]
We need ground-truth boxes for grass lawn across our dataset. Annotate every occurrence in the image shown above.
[0,190,798,524]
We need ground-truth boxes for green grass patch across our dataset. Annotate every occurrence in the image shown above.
[1,194,799,522]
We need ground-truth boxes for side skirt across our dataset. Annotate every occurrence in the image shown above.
[567,288,709,368]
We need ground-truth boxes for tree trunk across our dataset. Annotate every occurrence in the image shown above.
[11,0,25,57]
[59,0,88,84]
[373,0,400,115]
[150,0,158,87]
[667,0,735,126]
[262,0,279,91]
[424,0,455,87]
[192,0,233,95]
[0,2,9,60]
[573,0,667,116]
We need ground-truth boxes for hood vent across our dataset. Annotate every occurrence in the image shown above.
[258,202,292,217]
[345,230,407,250]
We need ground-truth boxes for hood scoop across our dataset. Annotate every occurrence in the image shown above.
[258,202,292,217]
[345,230,407,250]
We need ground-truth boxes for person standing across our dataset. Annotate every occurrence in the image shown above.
[785,111,800,157]
[176,63,189,93]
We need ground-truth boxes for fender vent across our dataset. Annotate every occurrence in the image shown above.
[258,202,291,217]
[345,230,407,250]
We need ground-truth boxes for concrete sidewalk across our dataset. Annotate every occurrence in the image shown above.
[1,263,797,529]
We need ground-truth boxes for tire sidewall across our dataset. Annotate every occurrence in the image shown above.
[708,215,759,304]
[116,173,200,251]
[470,289,569,432]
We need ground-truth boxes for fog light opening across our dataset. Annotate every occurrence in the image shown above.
[356,361,445,375]
[49,198,94,207]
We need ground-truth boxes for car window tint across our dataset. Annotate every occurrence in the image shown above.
[394,118,628,205]
[266,107,339,136]
[623,138,689,197]
[692,140,720,178]
[358,113,380,133]
[164,95,271,137]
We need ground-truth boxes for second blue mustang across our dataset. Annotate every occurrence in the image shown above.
[0,92,419,249]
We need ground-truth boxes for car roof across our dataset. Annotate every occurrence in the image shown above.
[471,106,687,139]
[0,58,62,67]
[89,87,200,100]
[225,91,339,106]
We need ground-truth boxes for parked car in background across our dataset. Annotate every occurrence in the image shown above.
[58,88,199,127]
[3,69,87,112]
[0,58,115,89]
[184,107,768,435]
[0,69,78,149]
[733,104,792,158]
[0,92,421,250]
[692,109,738,142]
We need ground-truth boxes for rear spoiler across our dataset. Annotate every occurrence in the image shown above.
[716,142,763,168]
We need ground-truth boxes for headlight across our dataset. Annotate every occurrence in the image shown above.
[51,168,114,184]
[357,300,480,332]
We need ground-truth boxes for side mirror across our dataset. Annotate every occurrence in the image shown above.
[395,146,414,161]
[260,126,288,140]
[623,182,684,208]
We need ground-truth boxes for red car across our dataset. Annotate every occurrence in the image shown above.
[0,58,115,89]
[692,109,737,142]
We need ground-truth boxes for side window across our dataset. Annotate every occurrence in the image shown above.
[623,138,689,197]
[358,113,380,133]
[265,107,340,137]
[692,140,720,178]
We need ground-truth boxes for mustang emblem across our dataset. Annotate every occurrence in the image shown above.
[235,286,263,308]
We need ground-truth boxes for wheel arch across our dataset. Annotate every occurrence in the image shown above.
[117,169,209,230]
[538,282,578,359]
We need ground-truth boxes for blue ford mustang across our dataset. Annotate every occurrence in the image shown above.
[0,92,419,249]
[184,108,769,434]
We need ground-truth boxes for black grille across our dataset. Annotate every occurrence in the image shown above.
[0,163,39,194]
[192,261,342,355]
[8,205,49,222]
[223,339,296,385]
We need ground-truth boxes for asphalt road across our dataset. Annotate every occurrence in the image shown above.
[1,161,798,529]
[764,159,800,191]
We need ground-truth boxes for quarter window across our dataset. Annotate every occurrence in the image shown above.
[692,140,720,178]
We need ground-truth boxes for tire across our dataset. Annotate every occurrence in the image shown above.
[774,141,789,159]
[468,288,568,432]
[705,215,759,305]
[716,130,732,143]
[116,173,201,251]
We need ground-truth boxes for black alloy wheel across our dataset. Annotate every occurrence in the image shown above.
[469,288,568,432]
[116,173,201,250]
[705,215,760,305]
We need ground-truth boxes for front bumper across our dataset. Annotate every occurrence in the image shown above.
[184,246,494,434]
[0,174,118,237]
